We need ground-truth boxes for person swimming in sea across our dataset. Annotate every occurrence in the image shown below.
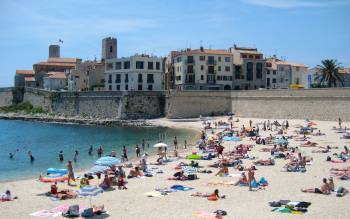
[59,151,64,162]
[28,151,34,162]
[73,150,78,162]
[88,145,93,155]
[9,153,14,159]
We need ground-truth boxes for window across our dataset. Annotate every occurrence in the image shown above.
[249,55,253,59]
[138,84,142,91]
[156,62,160,70]
[224,57,231,62]
[148,62,153,70]
[235,66,241,79]
[208,66,215,74]
[247,62,253,81]
[147,74,154,83]
[201,75,204,80]
[125,85,128,90]
[255,55,260,59]
[267,78,270,87]
[108,85,112,90]
[280,67,284,71]
[218,56,221,62]
[148,84,153,90]
[115,74,121,83]
[201,65,204,71]
[124,61,130,69]
[107,63,113,70]
[108,74,112,83]
[256,63,263,79]
[186,74,195,83]
[218,66,221,71]
[115,62,122,70]
[208,56,215,65]
[125,74,129,82]
[187,65,194,73]
[267,70,270,74]
[138,74,143,83]
[295,78,300,84]
[242,55,247,58]
[136,61,144,69]
[207,74,216,83]
[187,56,194,64]
[175,76,181,81]
[199,56,205,61]
[225,66,230,72]
[116,85,120,90]
[109,46,113,53]
[272,78,276,83]
[176,57,182,63]
[217,76,222,80]
[273,70,277,75]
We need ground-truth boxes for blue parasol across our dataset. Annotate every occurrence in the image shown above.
[95,156,121,166]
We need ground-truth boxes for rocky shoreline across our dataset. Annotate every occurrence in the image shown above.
[0,113,150,127]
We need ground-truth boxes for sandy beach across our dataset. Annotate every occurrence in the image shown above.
[1,116,350,219]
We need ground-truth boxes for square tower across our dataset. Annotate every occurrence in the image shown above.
[102,37,117,60]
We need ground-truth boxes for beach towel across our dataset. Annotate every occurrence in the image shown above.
[193,212,222,219]
[208,181,236,186]
[30,210,62,218]
[170,185,194,191]
[144,191,164,197]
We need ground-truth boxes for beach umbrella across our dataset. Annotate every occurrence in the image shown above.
[88,165,110,174]
[273,138,288,145]
[153,142,168,148]
[95,156,121,166]
[78,185,103,206]
[39,173,68,183]
[182,166,197,174]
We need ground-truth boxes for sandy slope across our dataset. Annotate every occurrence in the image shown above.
[1,116,350,219]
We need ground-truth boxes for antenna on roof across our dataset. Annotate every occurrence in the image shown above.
[200,40,203,48]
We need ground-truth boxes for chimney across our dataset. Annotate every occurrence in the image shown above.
[200,46,204,52]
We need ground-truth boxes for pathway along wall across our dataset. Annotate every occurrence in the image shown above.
[166,88,350,121]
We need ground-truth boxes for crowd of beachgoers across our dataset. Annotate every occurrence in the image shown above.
[1,116,350,219]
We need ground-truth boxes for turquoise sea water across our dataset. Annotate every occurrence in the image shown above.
[0,120,196,181]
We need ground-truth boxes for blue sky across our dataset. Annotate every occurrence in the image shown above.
[0,0,349,87]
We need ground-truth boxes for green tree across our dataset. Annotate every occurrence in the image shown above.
[315,59,344,87]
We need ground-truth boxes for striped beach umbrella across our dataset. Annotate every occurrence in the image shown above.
[78,185,103,206]
[95,156,121,166]
[223,136,241,142]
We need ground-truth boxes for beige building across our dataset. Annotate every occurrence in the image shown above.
[43,72,67,90]
[105,54,164,91]
[173,47,234,90]
[14,70,35,87]
[229,45,266,90]
[68,61,105,91]
[265,57,308,89]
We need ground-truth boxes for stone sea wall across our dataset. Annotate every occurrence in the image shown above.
[23,88,164,119]
[166,88,350,121]
[1,87,350,121]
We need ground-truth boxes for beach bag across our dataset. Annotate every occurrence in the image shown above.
[188,174,197,180]
[81,208,93,218]
[214,210,227,216]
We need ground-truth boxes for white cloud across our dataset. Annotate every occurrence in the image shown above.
[241,0,348,8]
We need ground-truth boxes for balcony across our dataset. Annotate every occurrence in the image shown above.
[207,60,217,65]
[115,79,121,83]
[185,69,195,74]
[185,80,195,84]
[207,70,217,74]
[185,59,195,64]
[207,79,216,84]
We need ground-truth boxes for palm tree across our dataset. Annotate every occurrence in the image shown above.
[315,59,344,87]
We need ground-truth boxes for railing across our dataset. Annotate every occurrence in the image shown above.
[207,70,217,74]
[185,70,195,74]
[185,59,195,64]
[207,60,216,65]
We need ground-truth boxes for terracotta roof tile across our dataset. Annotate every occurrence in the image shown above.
[24,76,35,81]
[16,70,34,75]
[45,72,66,79]
[174,49,231,57]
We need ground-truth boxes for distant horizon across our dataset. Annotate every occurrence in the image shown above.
[1,0,349,87]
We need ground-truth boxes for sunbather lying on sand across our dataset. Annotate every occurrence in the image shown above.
[301,141,318,147]
[173,170,187,180]
[127,167,143,178]
[301,178,331,195]
[46,184,77,200]
[254,158,275,166]
[215,165,229,176]
[191,189,225,200]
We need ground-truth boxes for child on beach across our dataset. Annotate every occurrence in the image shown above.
[117,176,127,190]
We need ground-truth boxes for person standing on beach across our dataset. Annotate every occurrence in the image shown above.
[174,136,178,150]
[88,145,93,156]
[122,146,128,161]
[135,145,141,157]
[73,150,78,162]
[248,168,256,191]
[339,118,342,129]
[141,139,145,151]
[59,151,64,162]
[67,160,75,186]
[286,120,289,129]
[28,151,34,162]
[249,120,253,128]
[184,140,187,149]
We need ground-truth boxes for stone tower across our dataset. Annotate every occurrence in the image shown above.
[49,44,60,58]
[102,37,117,60]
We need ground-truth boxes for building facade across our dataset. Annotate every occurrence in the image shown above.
[173,47,234,90]
[43,72,67,90]
[309,67,350,88]
[104,55,164,91]
[14,70,34,87]
[265,57,308,89]
[229,45,266,90]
